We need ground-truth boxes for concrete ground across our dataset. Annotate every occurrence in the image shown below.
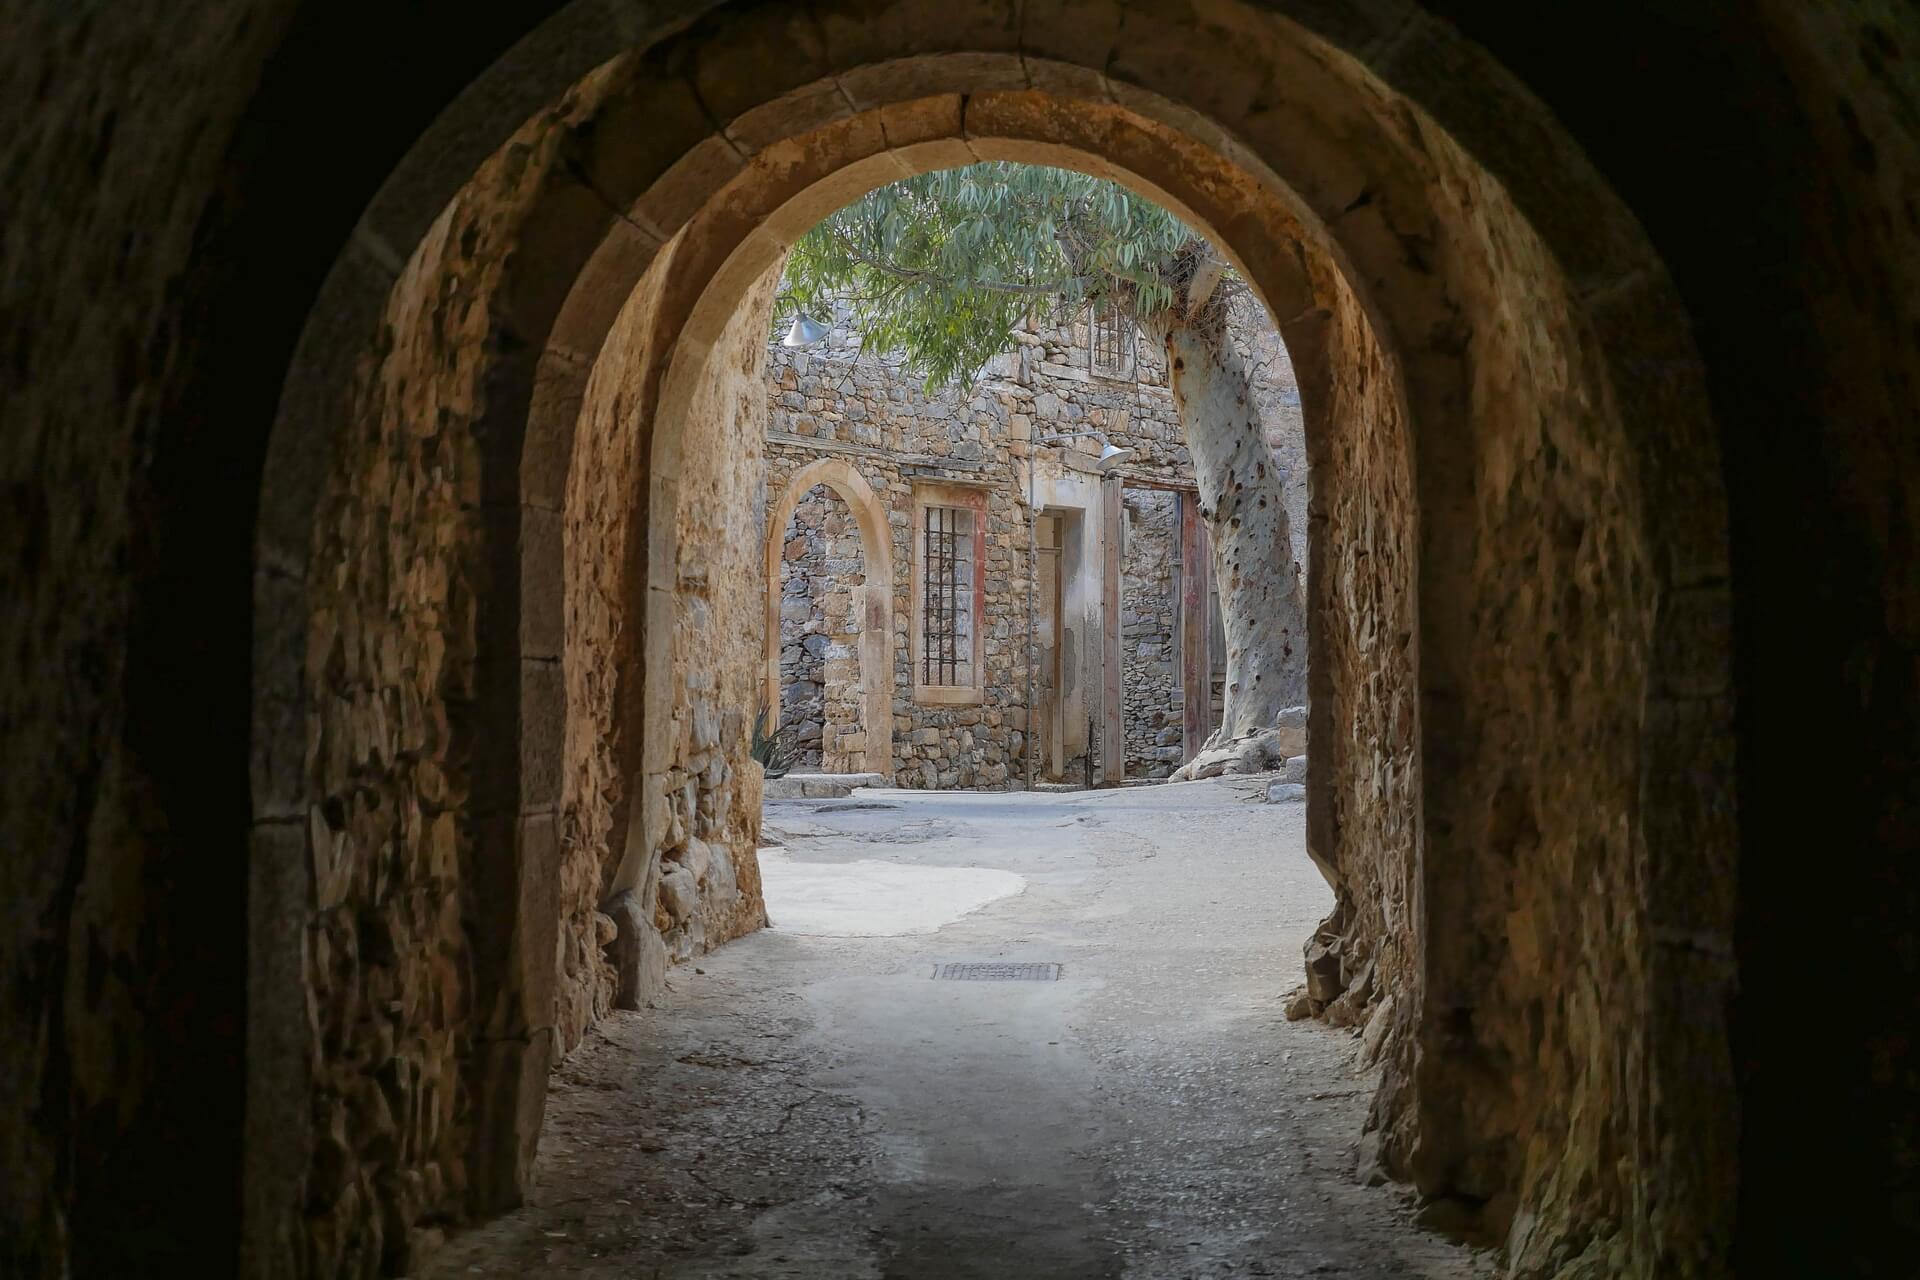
[423,778,1493,1279]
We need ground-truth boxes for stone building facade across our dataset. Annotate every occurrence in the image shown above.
[763,298,1304,787]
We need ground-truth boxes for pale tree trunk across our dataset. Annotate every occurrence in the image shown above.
[1164,321,1307,770]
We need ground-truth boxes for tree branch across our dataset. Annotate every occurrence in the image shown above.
[827,225,1075,297]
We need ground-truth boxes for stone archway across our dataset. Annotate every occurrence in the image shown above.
[15,0,1920,1272]
[239,5,1737,1274]
[763,458,896,777]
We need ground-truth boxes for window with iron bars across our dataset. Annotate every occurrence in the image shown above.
[920,505,975,687]
[1088,298,1137,381]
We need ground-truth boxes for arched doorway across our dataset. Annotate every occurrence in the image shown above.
[763,458,896,777]
[20,0,1920,1270]
[236,5,1736,1274]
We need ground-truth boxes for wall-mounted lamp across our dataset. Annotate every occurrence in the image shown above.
[1037,430,1134,473]
[781,312,831,348]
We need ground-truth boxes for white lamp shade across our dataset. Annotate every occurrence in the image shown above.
[781,313,831,347]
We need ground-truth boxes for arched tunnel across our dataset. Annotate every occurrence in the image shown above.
[3,3,1917,1276]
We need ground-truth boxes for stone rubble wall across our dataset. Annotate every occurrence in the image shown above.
[554,250,778,1209]
[1286,93,1701,1270]
[572,260,776,997]
[1416,125,1665,1271]
[1120,489,1184,778]
[563,239,679,1059]
[776,487,865,770]
[294,196,485,1274]
[765,435,1030,788]
[766,302,1302,785]
[263,82,788,1274]
[1281,113,1670,1268]
[277,87,621,1273]
[1295,264,1421,1173]
[649,275,774,968]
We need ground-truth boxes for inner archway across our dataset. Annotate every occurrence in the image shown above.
[763,458,895,777]
[239,5,1735,1276]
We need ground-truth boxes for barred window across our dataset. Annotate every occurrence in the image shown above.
[1089,298,1137,381]
[920,505,975,687]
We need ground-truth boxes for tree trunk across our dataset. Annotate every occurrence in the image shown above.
[1165,321,1307,750]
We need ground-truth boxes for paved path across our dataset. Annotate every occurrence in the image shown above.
[425,780,1492,1279]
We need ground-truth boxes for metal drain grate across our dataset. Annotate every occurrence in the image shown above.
[931,962,1062,982]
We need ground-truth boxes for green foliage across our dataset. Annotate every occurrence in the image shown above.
[780,162,1202,391]
[750,704,794,780]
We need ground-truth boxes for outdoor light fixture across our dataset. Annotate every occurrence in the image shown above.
[781,312,831,348]
[1035,430,1134,473]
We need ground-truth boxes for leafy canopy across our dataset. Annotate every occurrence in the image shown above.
[780,162,1201,390]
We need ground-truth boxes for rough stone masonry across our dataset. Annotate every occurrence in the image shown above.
[764,298,1307,786]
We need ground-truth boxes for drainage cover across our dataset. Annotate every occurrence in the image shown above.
[931,962,1061,981]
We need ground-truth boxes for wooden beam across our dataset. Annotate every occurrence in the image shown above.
[1110,472,1198,494]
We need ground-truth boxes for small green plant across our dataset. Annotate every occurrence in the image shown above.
[750,704,794,779]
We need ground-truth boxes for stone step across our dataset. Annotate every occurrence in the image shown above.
[764,771,891,799]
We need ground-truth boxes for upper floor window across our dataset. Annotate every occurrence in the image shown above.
[1089,298,1137,381]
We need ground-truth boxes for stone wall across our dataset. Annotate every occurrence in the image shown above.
[1723,10,1920,1270]
[765,303,1299,785]
[563,235,676,1058]
[1280,95,1675,1270]
[569,252,776,1009]
[647,270,777,967]
[1271,86,1708,1269]
[776,486,866,770]
[1421,119,1667,1273]
[0,3,296,1268]
[1295,264,1421,1171]
[294,196,484,1278]
[765,419,1032,787]
[259,70,785,1272]
[1120,489,1183,778]
[271,87,621,1274]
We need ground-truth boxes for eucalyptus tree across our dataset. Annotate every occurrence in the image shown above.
[781,163,1306,769]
